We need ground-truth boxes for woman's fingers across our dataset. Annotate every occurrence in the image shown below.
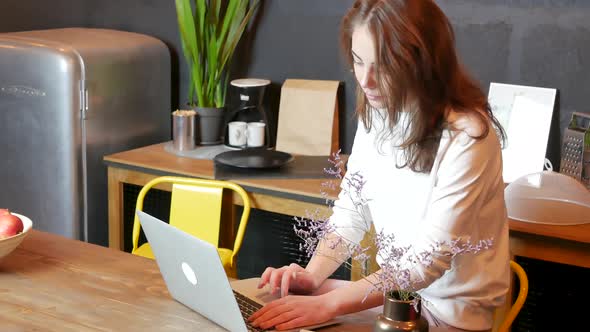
[250,298,293,328]
[258,267,275,288]
[280,268,295,297]
[258,307,298,330]
[248,297,285,322]
[268,266,288,294]
[279,263,305,296]
[275,316,308,331]
[249,295,333,331]
[258,263,306,295]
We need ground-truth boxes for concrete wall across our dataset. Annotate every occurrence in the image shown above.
[1,0,589,163]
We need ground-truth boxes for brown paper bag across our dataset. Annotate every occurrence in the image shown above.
[275,79,340,156]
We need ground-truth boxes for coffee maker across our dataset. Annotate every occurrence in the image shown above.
[225,78,273,148]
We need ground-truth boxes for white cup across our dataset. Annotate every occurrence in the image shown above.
[247,122,266,148]
[228,121,247,147]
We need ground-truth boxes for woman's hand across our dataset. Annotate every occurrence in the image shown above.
[258,263,320,297]
[248,294,337,331]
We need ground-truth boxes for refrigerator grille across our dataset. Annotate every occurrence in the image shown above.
[123,184,171,253]
[234,207,351,281]
[512,256,587,331]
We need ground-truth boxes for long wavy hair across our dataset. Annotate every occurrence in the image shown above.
[340,0,505,173]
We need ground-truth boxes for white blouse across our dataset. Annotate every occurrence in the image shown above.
[329,111,510,330]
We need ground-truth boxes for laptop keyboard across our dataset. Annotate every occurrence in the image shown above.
[233,290,265,332]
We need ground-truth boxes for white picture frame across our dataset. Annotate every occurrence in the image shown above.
[488,82,557,183]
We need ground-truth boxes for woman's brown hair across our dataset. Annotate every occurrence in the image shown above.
[341,0,505,173]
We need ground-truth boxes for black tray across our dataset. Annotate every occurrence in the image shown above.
[213,153,338,180]
[213,149,294,169]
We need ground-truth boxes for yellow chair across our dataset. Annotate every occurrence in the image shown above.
[131,176,251,278]
[497,260,529,332]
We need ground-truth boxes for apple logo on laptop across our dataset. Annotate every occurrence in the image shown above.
[181,262,198,286]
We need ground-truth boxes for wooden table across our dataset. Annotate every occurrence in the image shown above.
[104,143,590,269]
[1,230,226,331]
[0,230,390,331]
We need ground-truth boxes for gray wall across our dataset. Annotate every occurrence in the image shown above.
[438,0,590,166]
[1,0,589,163]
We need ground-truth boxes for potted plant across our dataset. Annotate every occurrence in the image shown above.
[175,0,259,145]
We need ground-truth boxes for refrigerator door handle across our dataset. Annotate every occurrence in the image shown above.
[79,79,89,242]
[80,80,88,119]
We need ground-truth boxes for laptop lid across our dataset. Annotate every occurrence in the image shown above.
[136,210,248,332]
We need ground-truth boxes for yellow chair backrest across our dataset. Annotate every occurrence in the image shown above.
[497,260,529,332]
[169,183,223,246]
[131,176,251,276]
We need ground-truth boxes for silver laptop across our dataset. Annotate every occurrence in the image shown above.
[136,210,339,332]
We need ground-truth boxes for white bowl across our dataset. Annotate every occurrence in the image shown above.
[505,171,590,225]
[0,213,33,260]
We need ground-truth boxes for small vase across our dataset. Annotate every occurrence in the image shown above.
[373,292,429,332]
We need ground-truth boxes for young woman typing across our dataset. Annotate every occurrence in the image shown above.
[249,1,509,331]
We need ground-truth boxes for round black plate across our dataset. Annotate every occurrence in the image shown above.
[214,149,294,169]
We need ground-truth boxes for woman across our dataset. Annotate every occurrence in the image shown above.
[249,1,509,331]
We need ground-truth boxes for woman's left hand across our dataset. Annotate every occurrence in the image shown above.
[248,294,337,331]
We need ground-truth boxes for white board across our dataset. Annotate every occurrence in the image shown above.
[488,82,557,183]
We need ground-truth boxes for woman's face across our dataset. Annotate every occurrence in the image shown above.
[351,24,385,109]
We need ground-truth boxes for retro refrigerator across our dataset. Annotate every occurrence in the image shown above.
[0,28,171,246]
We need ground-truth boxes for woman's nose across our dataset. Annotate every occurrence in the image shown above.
[359,65,377,89]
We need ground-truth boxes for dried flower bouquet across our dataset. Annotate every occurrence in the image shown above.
[294,151,493,308]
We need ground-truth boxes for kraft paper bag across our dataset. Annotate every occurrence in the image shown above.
[275,79,340,156]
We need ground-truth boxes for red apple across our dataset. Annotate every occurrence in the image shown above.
[0,209,24,239]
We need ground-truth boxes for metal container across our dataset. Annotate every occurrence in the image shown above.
[172,110,196,151]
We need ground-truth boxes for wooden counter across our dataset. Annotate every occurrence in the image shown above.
[104,142,590,269]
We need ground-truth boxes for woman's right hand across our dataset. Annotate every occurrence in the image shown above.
[258,263,320,298]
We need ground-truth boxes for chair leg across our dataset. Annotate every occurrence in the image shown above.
[225,264,237,279]
[493,255,516,332]
[219,191,236,249]
[493,285,513,332]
